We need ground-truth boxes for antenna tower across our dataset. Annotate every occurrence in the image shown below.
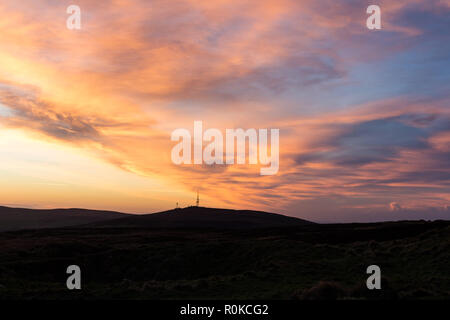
[196,190,200,207]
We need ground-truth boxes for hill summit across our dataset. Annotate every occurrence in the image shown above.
[87,206,313,230]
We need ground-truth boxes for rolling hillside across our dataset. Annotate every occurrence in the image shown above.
[85,206,314,229]
[0,206,127,232]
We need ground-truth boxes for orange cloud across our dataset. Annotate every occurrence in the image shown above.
[0,0,448,220]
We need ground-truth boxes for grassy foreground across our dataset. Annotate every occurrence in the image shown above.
[0,220,448,300]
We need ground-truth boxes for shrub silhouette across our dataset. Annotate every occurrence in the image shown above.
[349,277,398,300]
[298,281,346,300]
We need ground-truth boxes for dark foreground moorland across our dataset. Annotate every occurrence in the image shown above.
[0,207,449,300]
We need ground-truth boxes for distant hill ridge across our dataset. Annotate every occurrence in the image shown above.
[0,206,126,232]
[86,206,314,229]
[0,205,313,232]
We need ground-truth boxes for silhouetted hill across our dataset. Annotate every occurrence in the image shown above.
[0,206,127,232]
[86,206,314,230]
[0,205,312,232]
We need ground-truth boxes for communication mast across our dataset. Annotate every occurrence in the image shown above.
[196,190,200,207]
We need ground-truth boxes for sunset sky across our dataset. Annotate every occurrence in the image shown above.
[0,0,449,222]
